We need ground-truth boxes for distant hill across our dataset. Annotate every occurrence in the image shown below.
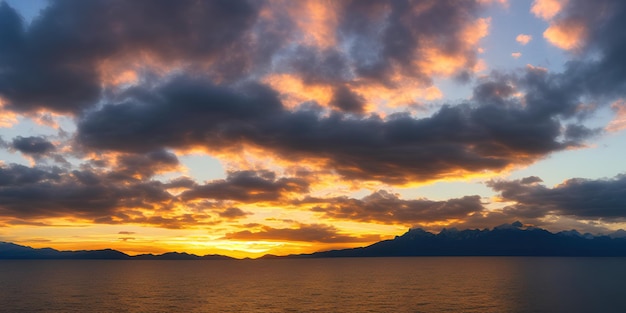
[4,222,626,259]
[0,242,233,260]
[133,252,234,260]
[0,242,130,259]
[271,222,626,258]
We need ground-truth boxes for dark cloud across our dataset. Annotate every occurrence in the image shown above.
[330,85,366,114]
[0,162,308,227]
[285,46,352,85]
[488,174,626,221]
[0,0,493,114]
[564,124,601,142]
[0,0,260,113]
[77,74,590,184]
[115,150,179,179]
[11,136,55,156]
[164,177,197,189]
[0,163,172,221]
[551,0,626,99]
[181,170,309,203]
[307,190,485,225]
[3,0,614,185]
[77,78,284,152]
[0,164,61,186]
[223,223,381,243]
[219,207,251,219]
[337,0,483,84]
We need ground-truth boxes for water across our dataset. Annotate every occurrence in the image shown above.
[1,257,625,312]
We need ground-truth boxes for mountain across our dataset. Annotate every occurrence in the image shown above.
[0,242,130,259]
[5,222,626,259]
[0,242,233,260]
[278,222,626,258]
[134,252,234,260]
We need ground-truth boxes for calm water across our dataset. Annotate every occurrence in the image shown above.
[1,257,625,312]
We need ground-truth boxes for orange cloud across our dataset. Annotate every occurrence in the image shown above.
[511,52,522,59]
[262,73,334,109]
[417,17,489,77]
[543,19,586,50]
[516,34,532,45]
[531,0,567,20]
[607,99,626,133]
[478,0,509,6]
[264,0,338,49]
[351,77,442,111]
[0,99,19,128]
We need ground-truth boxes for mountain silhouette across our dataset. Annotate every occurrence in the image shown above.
[0,242,233,260]
[4,222,626,259]
[0,242,130,259]
[272,222,626,258]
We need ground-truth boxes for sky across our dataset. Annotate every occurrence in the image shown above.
[1,0,626,258]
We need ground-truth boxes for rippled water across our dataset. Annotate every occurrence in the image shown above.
[1,257,625,312]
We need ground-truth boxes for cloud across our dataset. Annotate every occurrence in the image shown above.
[488,174,626,221]
[511,52,522,59]
[531,0,566,20]
[330,85,366,114]
[0,160,310,227]
[307,190,485,225]
[181,170,309,203]
[516,34,532,45]
[76,72,593,184]
[10,136,55,156]
[218,207,252,219]
[0,0,260,114]
[543,19,586,50]
[7,0,615,186]
[0,163,185,227]
[0,0,494,116]
[607,99,626,132]
[114,150,180,179]
[1,0,625,238]
[223,223,381,243]
[536,0,620,53]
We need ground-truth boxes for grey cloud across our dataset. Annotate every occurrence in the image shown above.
[181,170,309,203]
[0,0,260,113]
[218,207,251,219]
[223,223,381,243]
[76,75,589,184]
[337,0,482,84]
[11,136,55,156]
[115,150,179,179]
[0,163,172,220]
[550,1,626,100]
[308,190,485,225]
[77,78,283,152]
[330,85,366,114]
[488,174,626,221]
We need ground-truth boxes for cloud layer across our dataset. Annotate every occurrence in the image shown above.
[0,0,626,252]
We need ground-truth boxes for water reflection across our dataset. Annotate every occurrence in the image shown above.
[1,257,625,312]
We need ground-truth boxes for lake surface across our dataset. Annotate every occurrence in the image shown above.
[1,257,625,312]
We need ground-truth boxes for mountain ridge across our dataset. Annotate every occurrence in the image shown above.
[265,222,626,258]
[3,222,626,259]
